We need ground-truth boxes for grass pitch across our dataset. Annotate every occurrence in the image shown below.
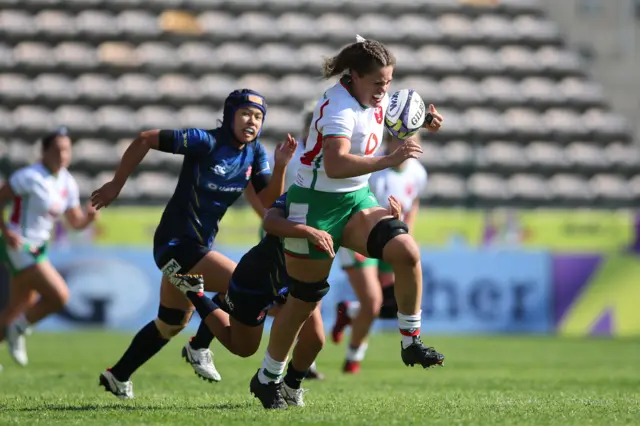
[0,333,638,425]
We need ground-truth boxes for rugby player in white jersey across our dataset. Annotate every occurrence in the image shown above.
[244,102,325,380]
[0,128,99,369]
[250,35,445,409]
[333,130,428,374]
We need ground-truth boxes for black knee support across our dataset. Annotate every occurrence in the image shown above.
[288,278,330,303]
[366,218,409,260]
[157,305,188,325]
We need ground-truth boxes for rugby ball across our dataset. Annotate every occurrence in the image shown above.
[384,89,426,140]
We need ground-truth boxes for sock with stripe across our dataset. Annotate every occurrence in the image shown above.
[398,311,421,349]
[258,350,287,384]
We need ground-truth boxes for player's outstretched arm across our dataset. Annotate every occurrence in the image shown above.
[252,134,298,209]
[323,137,423,179]
[244,182,268,219]
[262,207,335,257]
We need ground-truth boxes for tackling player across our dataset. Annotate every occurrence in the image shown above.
[333,130,428,374]
[0,127,98,369]
[250,36,445,409]
[91,89,296,399]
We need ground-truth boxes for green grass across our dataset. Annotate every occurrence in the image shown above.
[1,333,639,425]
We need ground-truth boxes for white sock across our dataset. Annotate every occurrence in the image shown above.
[346,342,369,362]
[346,301,361,320]
[14,314,31,335]
[397,311,421,349]
[258,350,287,384]
[310,361,317,370]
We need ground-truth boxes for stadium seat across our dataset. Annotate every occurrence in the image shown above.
[73,138,120,168]
[55,42,98,70]
[536,46,582,75]
[440,140,474,169]
[159,10,202,36]
[459,46,504,75]
[474,14,520,45]
[507,173,551,203]
[0,10,36,38]
[0,74,35,102]
[117,74,159,102]
[497,46,541,75]
[34,74,77,102]
[525,141,567,170]
[98,41,138,67]
[75,73,118,102]
[467,173,510,203]
[198,74,237,102]
[548,174,593,202]
[117,10,161,38]
[71,171,94,198]
[198,11,238,41]
[136,106,181,130]
[480,77,523,106]
[424,173,468,203]
[6,140,38,168]
[94,105,138,133]
[504,108,549,138]
[565,142,609,169]
[418,46,464,74]
[157,74,200,102]
[12,105,54,132]
[34,10,77,38]
[54,105,98,132]
[279,13,322,43]
[136,172,177,199]
[178,42,218,71]
[178,106,219,130]
[316,14,356,42]
[136,42,179,69]
[589,174,631,203]
[441,76,486,107]
[259,44,302,73]
[558,77,604,107]
[395,15,443,45]
[76,10,121,38]
[604,142,640,170]
[480,141,528,169]
[94,170,140,201]
[520,77,566,107]
[465,108,510,139]
[513,15,561,45]
[236,74,281,104]
[437,14,481,45]
[216,43,261,73]
[0,107,14,133]
[13,41,56,69]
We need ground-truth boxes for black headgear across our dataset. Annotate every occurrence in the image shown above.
[222,89,267,140]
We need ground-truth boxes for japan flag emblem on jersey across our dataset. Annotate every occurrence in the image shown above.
[245,166,252,180]
[374,106,383,124]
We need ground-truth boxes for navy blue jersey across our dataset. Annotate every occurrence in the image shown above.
[231,192,288,299]
[155,128,270,248]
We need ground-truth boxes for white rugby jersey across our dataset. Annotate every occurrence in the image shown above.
[295,78,389,192]
[8,163,80,246]
[369,158,428,218]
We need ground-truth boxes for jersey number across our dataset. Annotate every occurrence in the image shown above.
[364,133,379,156]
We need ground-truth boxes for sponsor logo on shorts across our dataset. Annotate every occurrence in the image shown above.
[224,293,235,311]
[256,310,266,322]
[160,258,181,276]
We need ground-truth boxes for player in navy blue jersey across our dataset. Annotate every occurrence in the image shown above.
[90,89,298,399]
[170,191,336,407]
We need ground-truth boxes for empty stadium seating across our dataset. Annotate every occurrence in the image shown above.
[0,0,638,207]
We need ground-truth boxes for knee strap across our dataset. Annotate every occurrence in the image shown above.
[288,278,330,303]
[157,305,190,326]
[366,218,408,260]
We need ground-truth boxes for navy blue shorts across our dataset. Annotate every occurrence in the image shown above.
[213,249,287,327]
[153,237,211,276]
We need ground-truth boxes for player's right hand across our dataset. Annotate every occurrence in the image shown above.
[385,138,423,167]
[387,195,402,219]
[3,229,21,250]
[91,180,121,210]
[306,228,335,258]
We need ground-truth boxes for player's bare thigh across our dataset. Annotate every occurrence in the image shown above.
[285,256,334,282]
[341,206,394,256]
[12,260,69,309]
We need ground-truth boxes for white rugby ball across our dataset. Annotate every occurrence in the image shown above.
[385,89,426,140]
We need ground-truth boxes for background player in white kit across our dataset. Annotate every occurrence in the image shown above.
[332,130,428,374]
[0,127,99,369]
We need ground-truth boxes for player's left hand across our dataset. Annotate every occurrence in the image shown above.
[423,104,443,133]
[274,134,298,167]
[85,200,100,222]
[91,180,121,210]
[387,195,402,219]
